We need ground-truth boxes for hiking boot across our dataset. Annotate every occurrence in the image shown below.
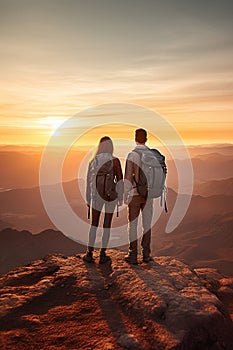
[99,251,111,264]
[124,254,138,265]
[83,251,95,263]
[142,255,153,263]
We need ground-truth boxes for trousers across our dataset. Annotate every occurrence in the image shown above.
[88,199,116,251]
[128,195,153,257]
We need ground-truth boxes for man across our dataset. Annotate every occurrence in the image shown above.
[124,128,153,264]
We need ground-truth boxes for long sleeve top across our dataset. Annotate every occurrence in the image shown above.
[124,145,149,201]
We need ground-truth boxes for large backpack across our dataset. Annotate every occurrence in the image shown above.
[90,153,118,202]
[133,148,167,210]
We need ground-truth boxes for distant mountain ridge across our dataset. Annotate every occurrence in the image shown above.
[1,145,233,189]
[1,180,233,232]
[1,144,233,279]
[0,228,84,275]
[0,149,86,189]
[153,211,233,277]
[0,178,87,232]
[194,177,233,196]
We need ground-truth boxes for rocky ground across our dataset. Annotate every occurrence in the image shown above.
[0,250,233,350]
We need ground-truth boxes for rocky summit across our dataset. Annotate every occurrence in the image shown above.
[0,250,232,350]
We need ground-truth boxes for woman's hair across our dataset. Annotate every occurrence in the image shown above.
[96,136,114,155]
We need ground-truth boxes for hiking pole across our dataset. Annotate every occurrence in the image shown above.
[87,205,90,219]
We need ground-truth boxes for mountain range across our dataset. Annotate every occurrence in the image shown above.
[0,228,84,275]
[194,177,233,196]
[0,144,232,278]
[1,145,233,190]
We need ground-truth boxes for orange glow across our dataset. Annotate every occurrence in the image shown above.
[1,118,232,146]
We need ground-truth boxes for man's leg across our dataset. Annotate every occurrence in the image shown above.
[126,196,141,262]
[141,198,153,261]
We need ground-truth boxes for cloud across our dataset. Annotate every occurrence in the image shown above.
[0,0,232,145]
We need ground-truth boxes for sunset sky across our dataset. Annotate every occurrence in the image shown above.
[0,0,233,146]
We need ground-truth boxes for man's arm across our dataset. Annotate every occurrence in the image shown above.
[86,163,91,206]
[124,152,140,204]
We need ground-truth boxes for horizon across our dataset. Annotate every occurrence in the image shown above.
[0,141,233,149]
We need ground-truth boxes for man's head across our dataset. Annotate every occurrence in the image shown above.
[135,128,147,145]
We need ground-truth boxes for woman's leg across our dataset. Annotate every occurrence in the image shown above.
[101,201,116,250]
[87,201,103,251]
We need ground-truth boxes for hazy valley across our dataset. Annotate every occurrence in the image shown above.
[0,144,232,277]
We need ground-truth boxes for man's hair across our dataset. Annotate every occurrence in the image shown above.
[135,128,147,143]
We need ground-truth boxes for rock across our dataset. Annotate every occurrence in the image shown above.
[0,250,232,350]
[117,333,139,349]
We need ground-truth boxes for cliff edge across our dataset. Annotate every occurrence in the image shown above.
[0,250,233,350]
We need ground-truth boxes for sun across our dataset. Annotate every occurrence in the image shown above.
[38,116,67,134]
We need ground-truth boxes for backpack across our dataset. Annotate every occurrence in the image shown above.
[133,148,167,211]
[90,153,118,202]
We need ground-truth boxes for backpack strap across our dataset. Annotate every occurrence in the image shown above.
[132,148,142,158]
[113,157,120,218]
[160,186,168,213]
[134,148,168,213]
[112,158,118,181]
[131,149,142,187]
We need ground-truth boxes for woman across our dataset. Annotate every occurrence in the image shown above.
[84,136,123,263]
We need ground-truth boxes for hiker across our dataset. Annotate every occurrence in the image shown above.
[83,136,123,264]
[124,128,167,264]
